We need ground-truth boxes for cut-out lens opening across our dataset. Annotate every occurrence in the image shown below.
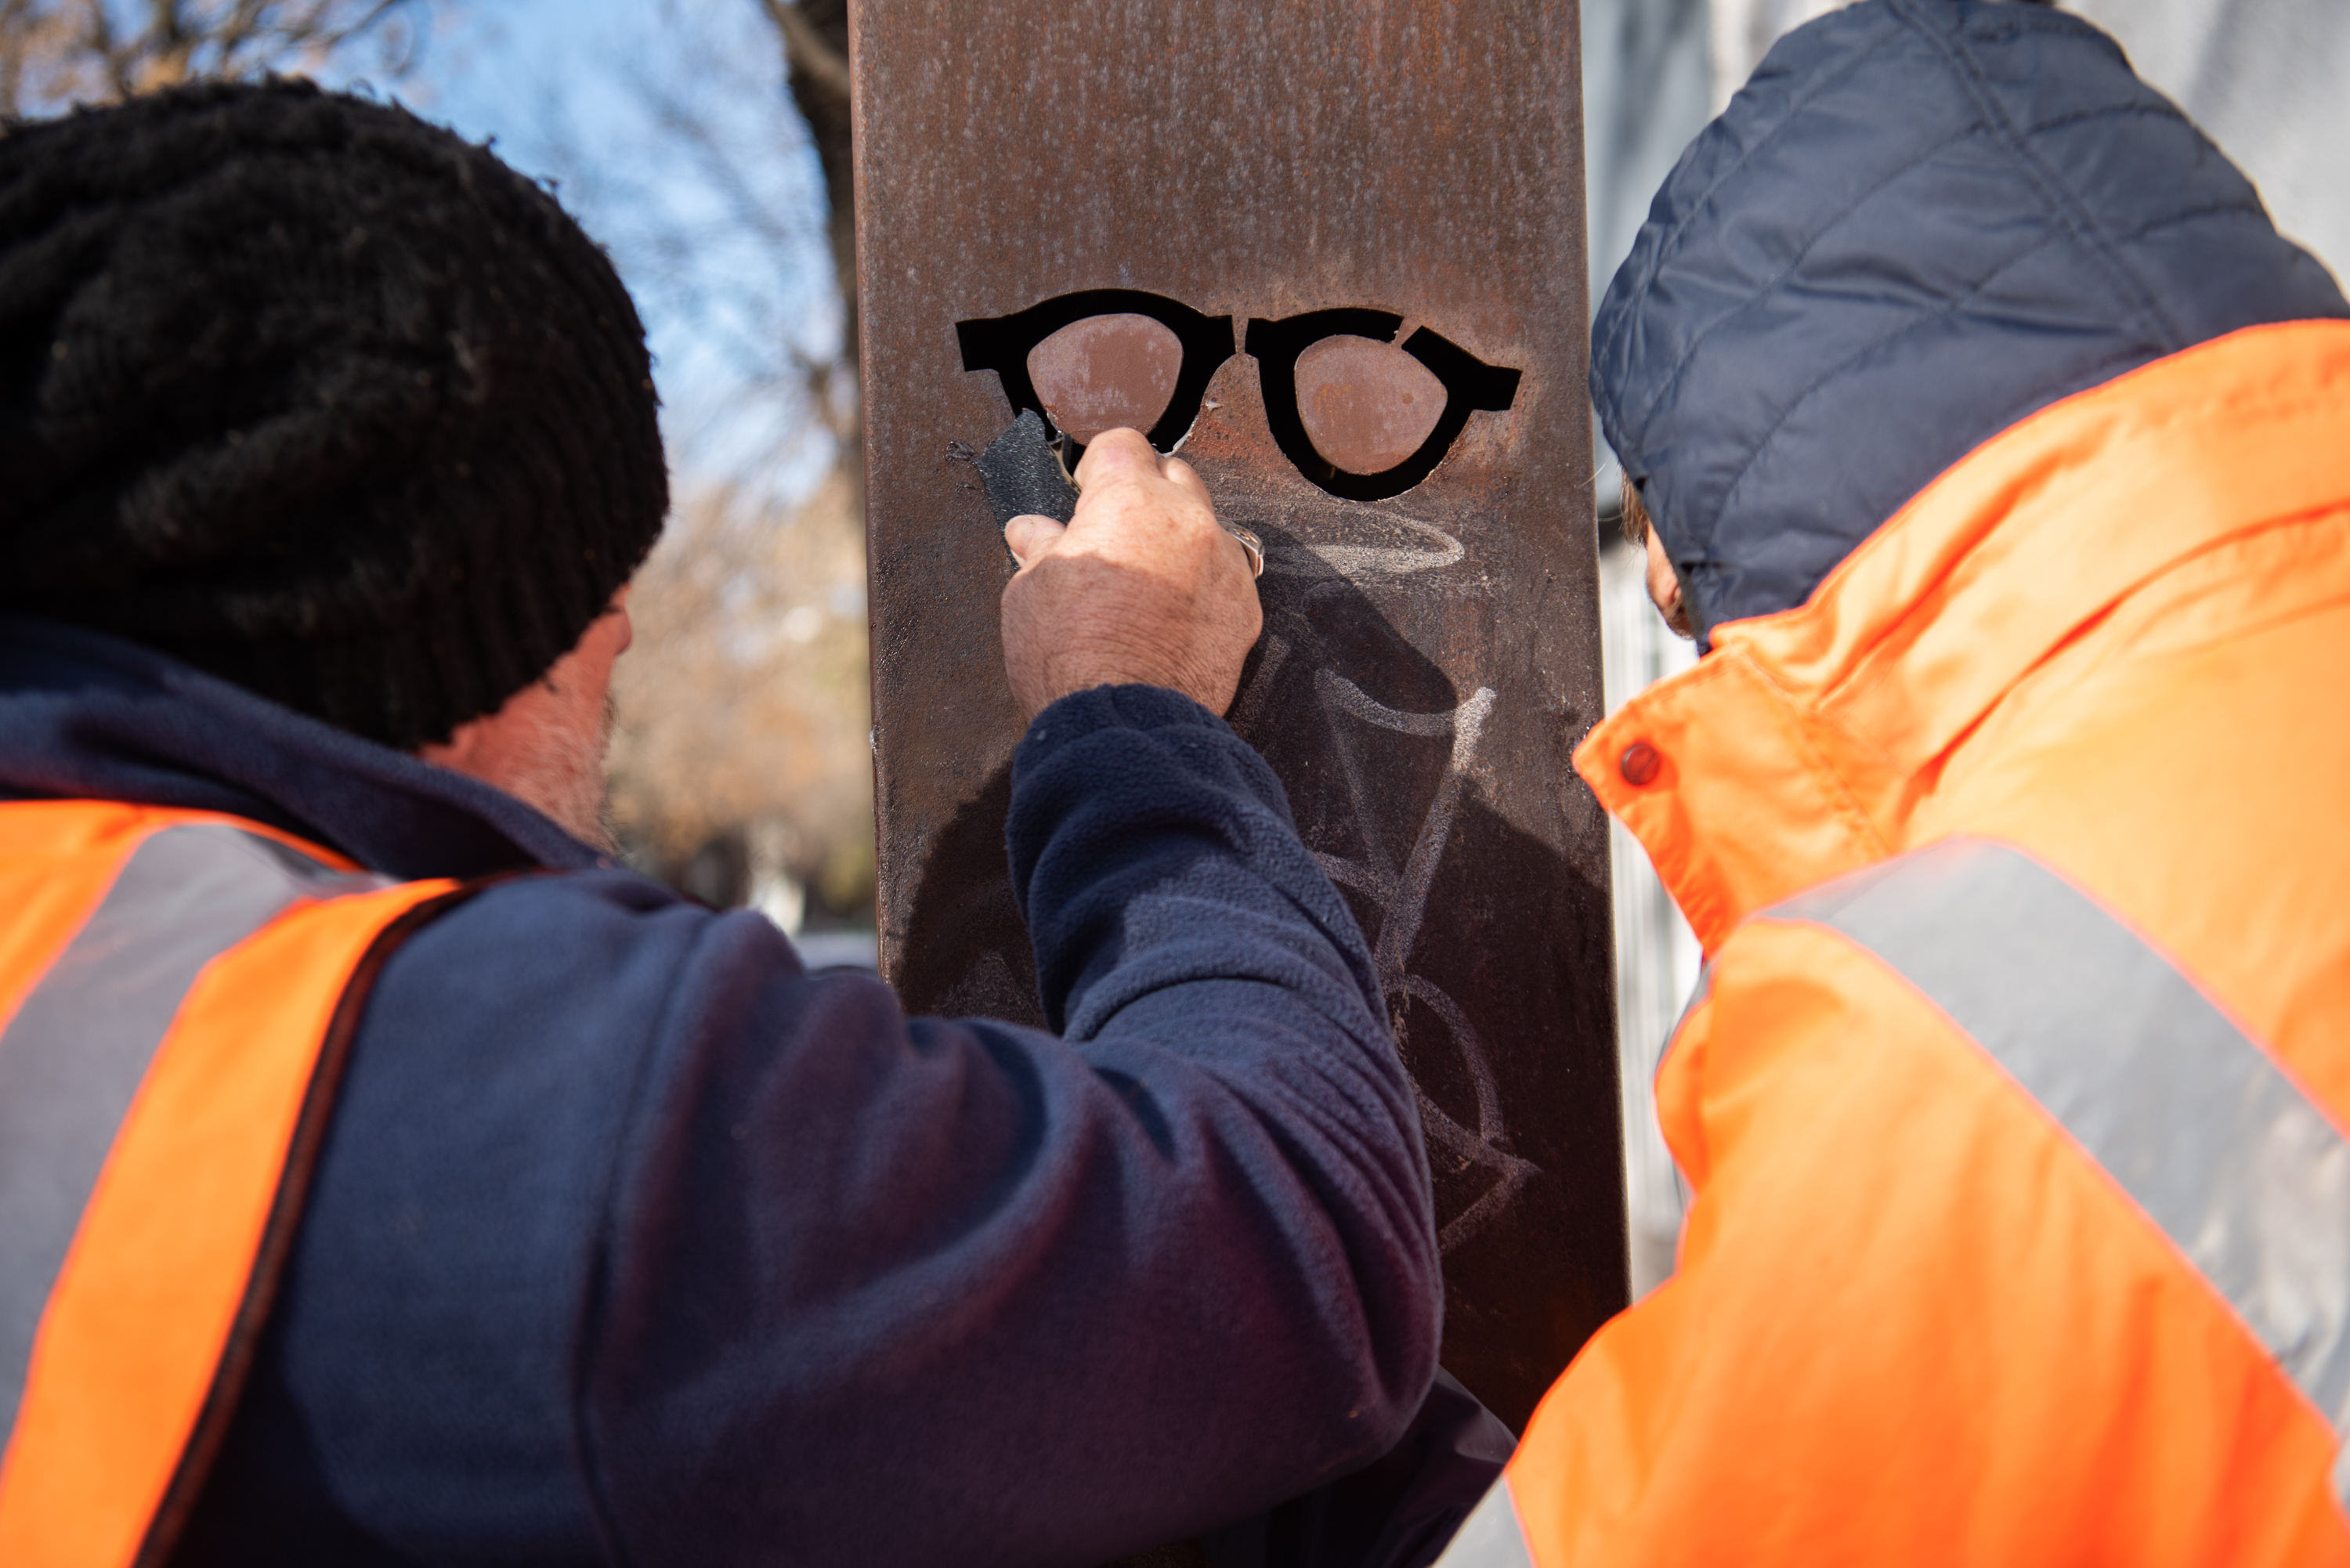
[1294,334,1448,477]
[1025,313,1184,446]
[957,290,1235,457]
[1247,309,1521,502]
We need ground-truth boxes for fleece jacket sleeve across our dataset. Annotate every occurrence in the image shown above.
[580,685,1441,1565]
[178,685,1438,1567]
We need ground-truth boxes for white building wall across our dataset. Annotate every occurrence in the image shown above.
[2064,0,2350,281]
[1598,542,1703,1299]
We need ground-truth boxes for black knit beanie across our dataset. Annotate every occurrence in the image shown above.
[0,79,668,749]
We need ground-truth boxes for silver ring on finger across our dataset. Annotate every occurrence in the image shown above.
[1226,525,1265,580]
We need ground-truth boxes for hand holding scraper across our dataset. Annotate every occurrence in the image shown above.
[977,410,1264,578]
[992,421,1264,720]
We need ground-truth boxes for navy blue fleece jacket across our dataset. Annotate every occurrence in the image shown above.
[0,617,1443,1567]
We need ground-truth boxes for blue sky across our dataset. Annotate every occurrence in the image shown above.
[363,0,845,508]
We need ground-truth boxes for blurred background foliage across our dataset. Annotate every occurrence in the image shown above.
[1,0,880,941]
[0,0,428,114]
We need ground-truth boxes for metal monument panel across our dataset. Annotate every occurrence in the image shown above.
[853,0,1622,1428]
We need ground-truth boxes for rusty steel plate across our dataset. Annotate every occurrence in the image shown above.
[852,0,1620,1432]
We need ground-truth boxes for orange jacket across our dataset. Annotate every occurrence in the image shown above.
[0,802,460,1568]
[1445,320,2350,1564]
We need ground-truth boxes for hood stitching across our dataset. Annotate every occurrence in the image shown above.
[2020,99,2196,141]
[1682,231,2144,641]
[1631,2,2224,635]
[1607,7,2206,562]
[1694,193,2273,630]
[1590,20,1910,381]
[1885,0,2187,352]
[1695,229,2076,582]
[1613,125,1981,462]
[2119,199,2276,244]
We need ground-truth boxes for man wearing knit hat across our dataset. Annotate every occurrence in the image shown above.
[1436,2,2350,1563]
[0,81,1456,1565]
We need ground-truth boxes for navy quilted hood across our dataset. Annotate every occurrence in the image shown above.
[1592,0,2348,648]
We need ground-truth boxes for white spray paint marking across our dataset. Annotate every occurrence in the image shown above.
[1292,515,1465,579]
[1224,500,1538,1252]
[1316,674,1531,1253]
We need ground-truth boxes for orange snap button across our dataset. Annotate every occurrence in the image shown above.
[1619,741,1661,786]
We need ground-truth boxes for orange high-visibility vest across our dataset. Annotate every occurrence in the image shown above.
[0,801,463,1568]
[1440,320,2350,1565]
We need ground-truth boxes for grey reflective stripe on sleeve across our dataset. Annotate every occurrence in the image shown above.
[0,825,385,1443]
[1768,836,2350,1497]
[1431,1479,1537,1568]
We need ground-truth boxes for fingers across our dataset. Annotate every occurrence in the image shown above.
[1068,428,1222,574]
[1004,513,1068,569]
[1069,426,1160,491]
[1158,453,1214,512]
[1061,428,1249,591]
[998,423,1260,719]
[1069,428,1213,502]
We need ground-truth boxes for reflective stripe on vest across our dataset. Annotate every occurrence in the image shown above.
[1434,1478,1538,1567]
[1434,834,2350,1567]
[0,813,460,1568]
[1766,836,2350,1504]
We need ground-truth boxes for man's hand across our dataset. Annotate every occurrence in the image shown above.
[999,428,1262,720]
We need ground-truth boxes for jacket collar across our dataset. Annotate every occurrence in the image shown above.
[1577,319,2350,953]
[0,616,604,881]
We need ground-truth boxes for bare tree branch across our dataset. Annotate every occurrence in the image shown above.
[513,3,874,907]
[757,0,846,103]
[0,0,431,116]
[755,0,857,369]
